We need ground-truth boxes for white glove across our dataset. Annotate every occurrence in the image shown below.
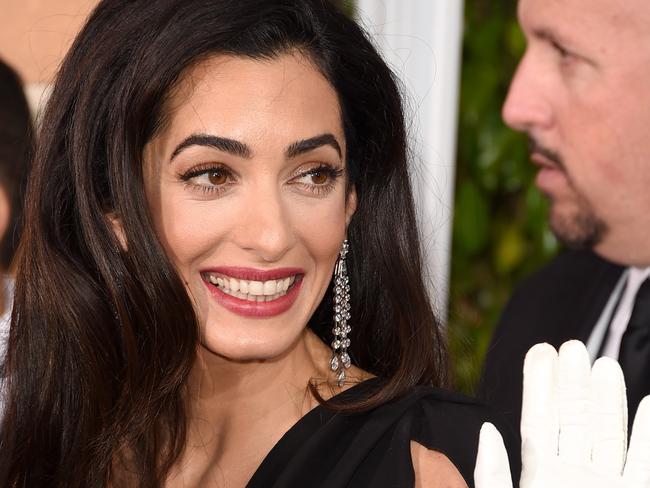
[475,340,650,488]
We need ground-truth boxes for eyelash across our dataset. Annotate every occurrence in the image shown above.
[551,40,573,60]
[177,163,344,196]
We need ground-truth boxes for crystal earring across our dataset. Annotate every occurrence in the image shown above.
[330,239,351,386]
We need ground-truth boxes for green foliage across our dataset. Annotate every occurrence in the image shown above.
[334,0,356,17]
[449,0,559,394]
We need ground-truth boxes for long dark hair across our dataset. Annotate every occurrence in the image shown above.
[0,59,32,271]
[0,1,447,486]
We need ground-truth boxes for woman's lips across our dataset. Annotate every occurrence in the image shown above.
[204,266,304,281]
[201,267,304,318]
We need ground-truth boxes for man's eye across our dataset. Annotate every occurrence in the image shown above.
[552,41,571,59]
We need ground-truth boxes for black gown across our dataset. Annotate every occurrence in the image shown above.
[247,378,518,488]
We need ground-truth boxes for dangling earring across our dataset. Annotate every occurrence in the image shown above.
[330,239,351,386]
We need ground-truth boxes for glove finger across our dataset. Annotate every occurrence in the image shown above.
[474,423,514,488]
[521,343,559,465]
[623,396,650,488]
[557,340,592,464]
[589,357,627,476]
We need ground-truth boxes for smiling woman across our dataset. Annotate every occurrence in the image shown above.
[0,1,515,487]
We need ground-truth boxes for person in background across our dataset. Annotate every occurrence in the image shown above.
[479,0,650,467]
[0,58,32,351]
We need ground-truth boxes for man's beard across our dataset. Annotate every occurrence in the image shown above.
[529,139,608,249]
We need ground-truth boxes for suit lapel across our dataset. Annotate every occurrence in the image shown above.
[562,255,624,344]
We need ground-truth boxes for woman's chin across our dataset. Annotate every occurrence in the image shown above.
[197,333,303,364]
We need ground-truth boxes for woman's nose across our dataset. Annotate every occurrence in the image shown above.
[232,186,295,263]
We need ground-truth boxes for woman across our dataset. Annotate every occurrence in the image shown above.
[0,1,515,486]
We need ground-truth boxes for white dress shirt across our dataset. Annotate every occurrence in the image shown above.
[586,267,650,361]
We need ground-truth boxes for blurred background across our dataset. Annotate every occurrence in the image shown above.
[449,0,558,392]
[0,0,558,394]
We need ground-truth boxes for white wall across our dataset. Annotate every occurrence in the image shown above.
[355,0,464,319]
[0,1,97,119]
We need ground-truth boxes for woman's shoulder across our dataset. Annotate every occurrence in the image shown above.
[248,378,518,488]
[405,384,505,438]
[340,380,519,487]
[342,378,508,433]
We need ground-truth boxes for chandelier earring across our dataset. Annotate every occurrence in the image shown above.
[329,239,352,386]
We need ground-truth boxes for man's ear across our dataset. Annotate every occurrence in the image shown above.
[0,185,10,242]
[345,186,357,227]
[106,212,128,251]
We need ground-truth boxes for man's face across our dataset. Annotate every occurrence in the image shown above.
[503,0,650,266]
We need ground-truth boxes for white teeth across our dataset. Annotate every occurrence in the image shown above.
[263,280,276,295]
[249,281,263,295]
[206,273,298,302]
[230,278,240,292]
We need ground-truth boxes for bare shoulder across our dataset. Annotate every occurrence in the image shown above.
[410,441,468,488]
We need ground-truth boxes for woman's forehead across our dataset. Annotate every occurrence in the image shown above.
[155,52,346,157]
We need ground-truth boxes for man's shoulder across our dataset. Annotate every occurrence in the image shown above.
[512,248,622,302]
[494,248,624,345]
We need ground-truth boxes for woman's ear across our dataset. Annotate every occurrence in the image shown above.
[106,212,128,251]
[345,186,357,227]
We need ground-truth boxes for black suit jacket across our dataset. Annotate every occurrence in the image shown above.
[477,249,624,479]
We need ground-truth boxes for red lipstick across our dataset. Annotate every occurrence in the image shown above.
[201,267,304,318]
[203,267,303,281]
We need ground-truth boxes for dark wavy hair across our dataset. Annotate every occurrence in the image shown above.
[0,0,447,486]
[0,59,32,270]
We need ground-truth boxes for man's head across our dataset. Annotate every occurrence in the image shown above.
[503,0,650,266]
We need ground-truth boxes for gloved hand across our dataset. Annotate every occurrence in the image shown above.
[475,340,650,488]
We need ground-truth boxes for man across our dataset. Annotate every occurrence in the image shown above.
[479,0,650,447]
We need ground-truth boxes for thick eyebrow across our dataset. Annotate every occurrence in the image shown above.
[170,134,252,161]
[169,132,342,162]
[285,133,342,159]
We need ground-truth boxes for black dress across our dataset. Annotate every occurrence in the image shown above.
[247,378,518,488]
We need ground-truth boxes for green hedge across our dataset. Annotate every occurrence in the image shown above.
[448,0,558,394]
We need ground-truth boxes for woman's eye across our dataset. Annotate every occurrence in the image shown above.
[207,169,228,186]
[292,165,344,195]
[179,165,234,194]
[306,169,329,185]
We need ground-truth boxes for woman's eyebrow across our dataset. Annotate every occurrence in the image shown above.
[170,132,342,162]
[170,134,252,161]
[285,133,342,159]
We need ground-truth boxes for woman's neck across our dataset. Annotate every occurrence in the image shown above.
[188,328,333,415]
[167,329,339,487]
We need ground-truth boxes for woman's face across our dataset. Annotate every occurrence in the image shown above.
[143,53,356,361]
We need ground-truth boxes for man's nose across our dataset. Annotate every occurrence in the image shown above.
[502,51,553,133]
[233,186,295,263]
